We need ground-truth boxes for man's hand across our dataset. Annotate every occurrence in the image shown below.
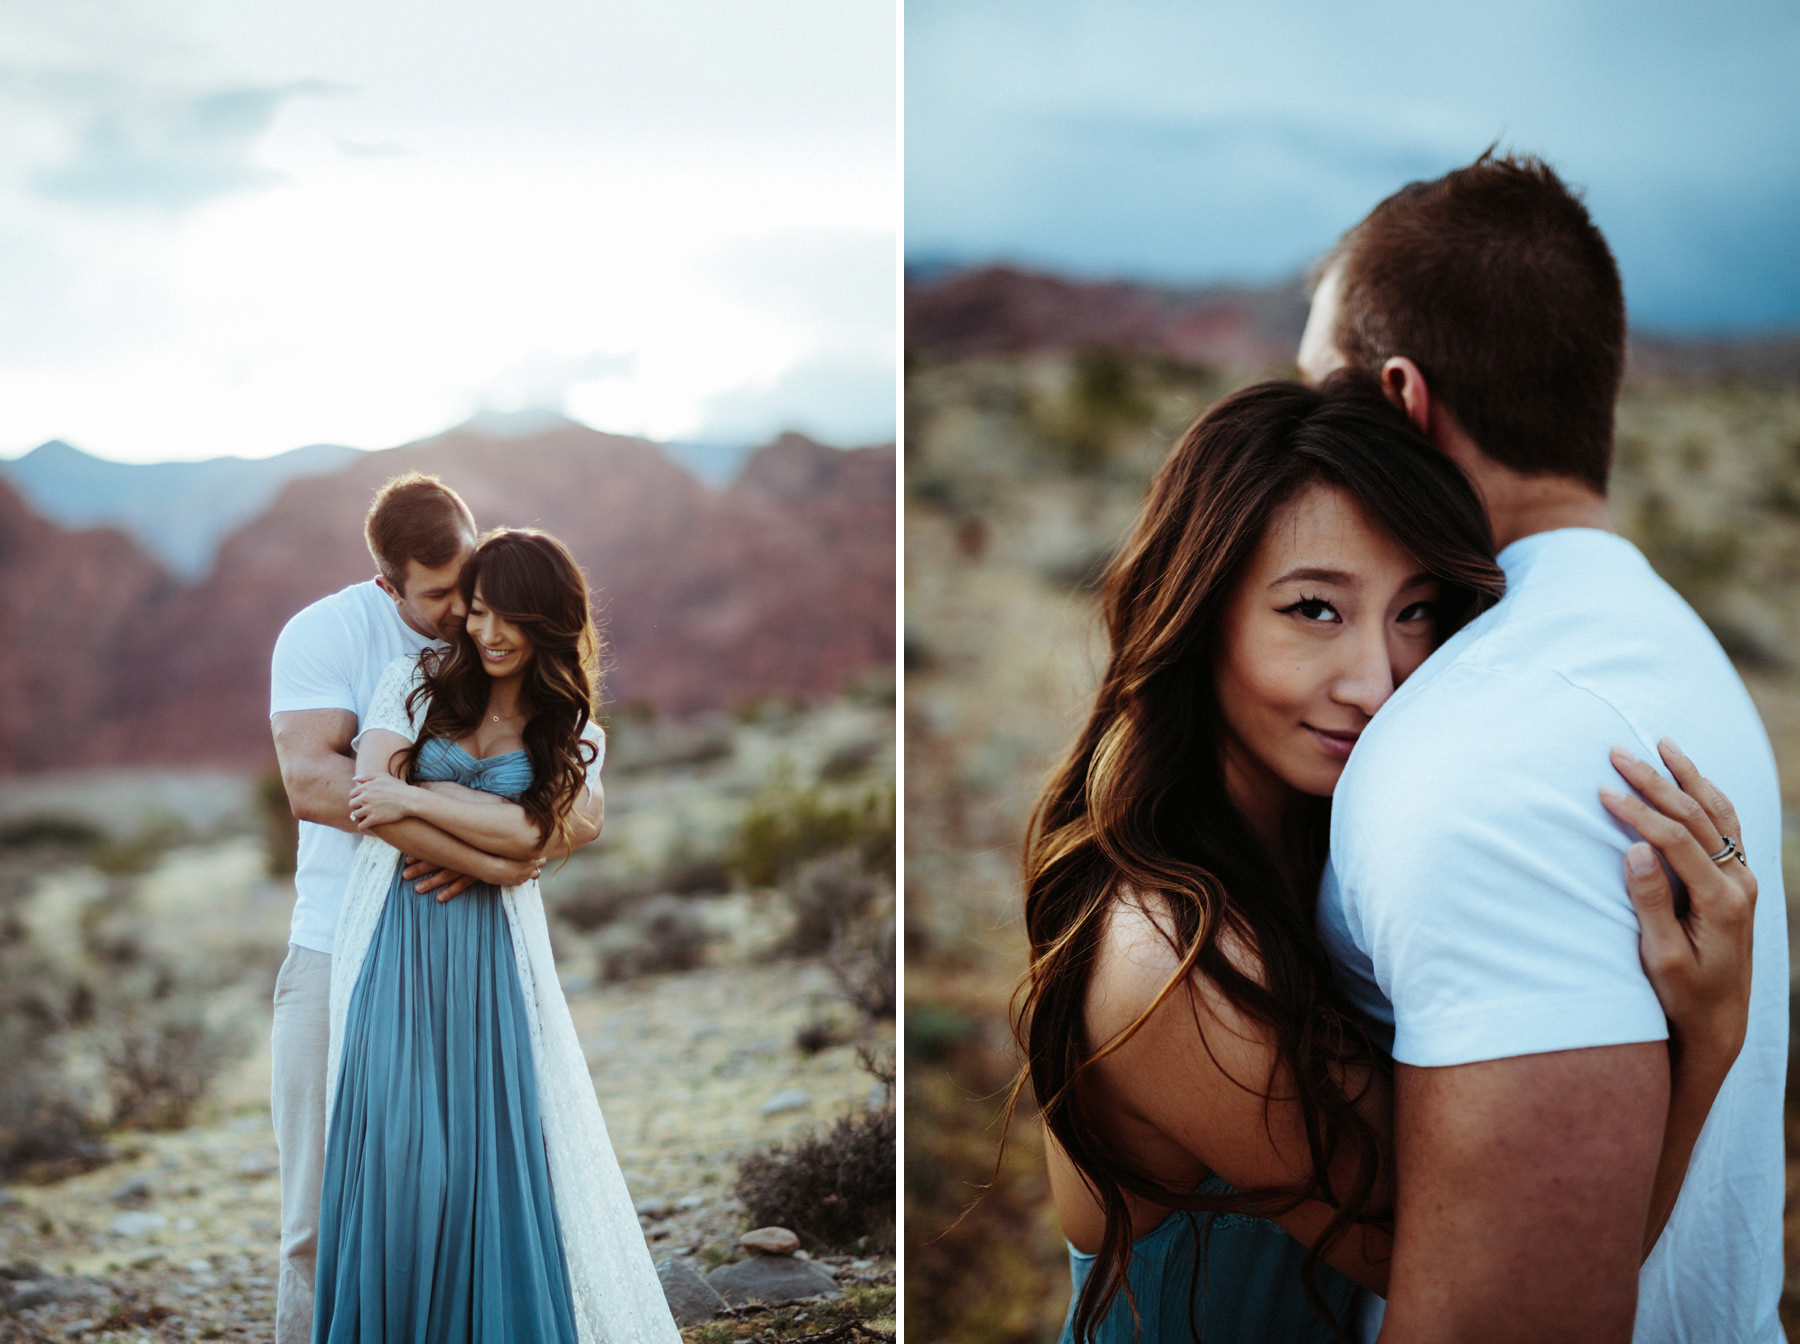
[400,853,543,902]
[401,856,480,902]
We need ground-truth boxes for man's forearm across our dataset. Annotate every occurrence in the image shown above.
[283,751,359,833]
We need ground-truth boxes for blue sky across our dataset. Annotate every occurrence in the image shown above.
[906,0,1800,334]
[0,0,895,463]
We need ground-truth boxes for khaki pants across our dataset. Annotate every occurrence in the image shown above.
[270,944,330,1344]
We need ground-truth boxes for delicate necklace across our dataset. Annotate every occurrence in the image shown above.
[489,708,523,725]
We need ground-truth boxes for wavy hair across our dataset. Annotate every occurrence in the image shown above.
[401,528,603,851]
[1016,373,1506,1341]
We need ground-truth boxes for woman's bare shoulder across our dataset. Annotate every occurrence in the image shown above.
[1086,889,1270,1055]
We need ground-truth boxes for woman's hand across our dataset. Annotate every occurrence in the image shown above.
[349,773,421,831]
[1600,739,1756,1078]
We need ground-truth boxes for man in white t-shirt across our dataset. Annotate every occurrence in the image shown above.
[266,472,602,1344]
[1299,154,1786,1342]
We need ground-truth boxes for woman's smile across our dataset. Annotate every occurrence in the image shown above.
[1304,724,1361,760]
[465,585,536,678]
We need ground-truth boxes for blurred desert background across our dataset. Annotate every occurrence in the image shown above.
[901,264,1800,1341]
[0,424,898,1342]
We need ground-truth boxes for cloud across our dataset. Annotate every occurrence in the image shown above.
[908,108,1461,284]
[333,137,412,160]
[479,349,637,416]
[28,77,342,212]
[709,229,895,335]
[689,350,894,449]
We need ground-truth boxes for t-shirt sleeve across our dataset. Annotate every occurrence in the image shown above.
[269,600,359,716]
[353,655,429,748]
[1333,665,1668,1067]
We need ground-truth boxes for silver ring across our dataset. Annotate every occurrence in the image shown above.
[1707,835,1747,866]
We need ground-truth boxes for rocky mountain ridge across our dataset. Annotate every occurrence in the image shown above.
[907,265,1800,383]
[0,441,361,579]
[0,426,894,774]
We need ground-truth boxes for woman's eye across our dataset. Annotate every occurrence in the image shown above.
[1281,597,1339,623]
[1397,600,1436,624]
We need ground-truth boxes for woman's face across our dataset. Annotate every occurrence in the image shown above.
[1214,481,1441,801]
[465,583,536,680]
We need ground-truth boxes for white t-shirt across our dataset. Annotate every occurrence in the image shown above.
[269,580,440,954]
[1319,529,1786,1343]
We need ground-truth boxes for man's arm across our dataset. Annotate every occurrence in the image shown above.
[271,709,360,832]
[270,707,492,896]
[1378,1045,1667,1344]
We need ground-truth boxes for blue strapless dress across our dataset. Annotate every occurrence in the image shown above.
[1058,1175,1368,1343]
[312,740,578,1344]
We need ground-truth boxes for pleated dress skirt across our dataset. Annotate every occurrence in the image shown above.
[312,744,579,1344]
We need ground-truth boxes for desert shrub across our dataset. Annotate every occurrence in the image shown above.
[658,846,732,897]
[819,738,881,783]
[1028,346,1152,475]
[92,816,191,878]
[598,896,711,981]
[0,875,106,1179]
[0,874,249,1169]
[735,1100,896,1252]
[730,778,894,890]
[552,842,730,934]
[842,667,897,709]
[794,1017,847,1055]
[0,1009,104,1181]
[605,716,736,775]
[829,912,896,1021]
[258,768,299,876]
[104,1000,246,1132]
[786,852,882,955]
[0,815,105,852]
[554,872,656,932]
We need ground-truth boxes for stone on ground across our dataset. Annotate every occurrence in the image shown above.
[656,1257,728,1325]
[739,1226,800,1255]
[706,1254,839,1305]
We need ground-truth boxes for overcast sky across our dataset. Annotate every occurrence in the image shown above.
[907,0,1800,336]
[0,0,895,463]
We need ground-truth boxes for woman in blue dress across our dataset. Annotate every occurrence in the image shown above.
[1015,378,1757,1342]
[312,528,681,1344]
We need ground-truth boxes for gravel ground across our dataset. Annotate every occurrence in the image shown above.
[0,948,894,1343]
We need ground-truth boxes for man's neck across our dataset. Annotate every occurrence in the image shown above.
[1437,431,1612,552]
[1481,473,1611,552]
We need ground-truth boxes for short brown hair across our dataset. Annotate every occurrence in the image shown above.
[364,472,476,589]
[1324,151,1624,492]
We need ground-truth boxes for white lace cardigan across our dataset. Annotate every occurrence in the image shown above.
[325,655,681,1344]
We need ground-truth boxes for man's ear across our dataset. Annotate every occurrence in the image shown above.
[1379,356,1433,437]
[374,574,401,602]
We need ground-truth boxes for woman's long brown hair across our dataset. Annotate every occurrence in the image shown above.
[401,528,603,852]
[1017,373,1505,1341]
